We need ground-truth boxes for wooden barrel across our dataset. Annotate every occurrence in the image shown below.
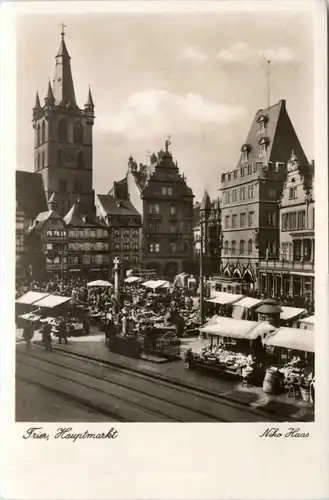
[300,385,311,402]
[263,369,279,394]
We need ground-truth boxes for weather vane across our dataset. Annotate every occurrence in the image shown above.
[60,22,66,39]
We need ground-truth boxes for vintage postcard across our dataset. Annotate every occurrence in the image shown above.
[1,0,328,499]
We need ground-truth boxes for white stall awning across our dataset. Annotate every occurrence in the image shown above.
[207,292,243,306]
[234,297,263,309]
[263,327,314,353]
[142,280,158,288]
[280,306,307,321]
[200,317,258,339]
[124,276,142,284]
[33,295,71,309]
[245,322,276,339]
[16,291,50,305]
[300,315,315,325]
[87,280,112,287]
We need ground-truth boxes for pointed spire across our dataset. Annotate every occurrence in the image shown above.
[34,91,41,110]
[45,79,55,102]
[52,27,77,107]
[86,86,94,107]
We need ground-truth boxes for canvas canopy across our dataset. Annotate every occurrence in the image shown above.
[200,317,273,339]
[234,297,263,309]
[87,280,112,287]
[142,280,170,290]
[16,291,50,305]
[124,276,142,284]
[263,327,314,353]
[299,315,315,330]
[32,295,71,309]
[300,315,315,325]
[206,292,243,306]
[142,280,158,288]
[280,306,307,321]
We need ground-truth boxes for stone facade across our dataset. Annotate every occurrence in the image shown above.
[258,152,314,308]
[32,32,95,216]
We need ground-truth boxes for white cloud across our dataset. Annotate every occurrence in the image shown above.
[98,90,245,138]
[183,47,208,62]
[217,42,295,65]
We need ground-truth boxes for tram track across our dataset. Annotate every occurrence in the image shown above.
[16,353,224,422]
[16,348,279,422]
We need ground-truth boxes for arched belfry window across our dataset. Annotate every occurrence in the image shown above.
[42,151,45,168]
[58,118,68,142]
[37,124,41,146]
[73,122,83,143]
[41,120,46,143]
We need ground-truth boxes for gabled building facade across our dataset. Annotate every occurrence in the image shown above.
[97,189,142,276]
[258,153,314,309]
[126,143,194,278]
[218,99,309,290]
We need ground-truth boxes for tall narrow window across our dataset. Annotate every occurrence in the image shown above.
[57,149,62,166]
[42,151,45,168]
[41,120,46,143]
[231,241,236,255]
[37,153,40,170]
[239,240,245,255]
[248,240,253,255]
[73,122,83,143]
[58,118,68,142]
[37,124,41,146]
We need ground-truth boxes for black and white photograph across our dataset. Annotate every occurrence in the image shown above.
[12,6,318,425]
[2,2,329,499]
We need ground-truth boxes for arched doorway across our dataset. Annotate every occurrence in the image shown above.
[232,268,242,279]
[223,267,231,278]
[243,268,255,290]
[163,261,179,279]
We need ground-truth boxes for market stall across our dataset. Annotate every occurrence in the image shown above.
[280,306,307,326]
[16,291,51,327]
[206,292,243,317]
[185,318,275,382]
[299,315,315,331]
[231,297,263,321]
[262,327,315,398]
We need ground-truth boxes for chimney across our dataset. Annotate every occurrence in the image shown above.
[113,181,118,199]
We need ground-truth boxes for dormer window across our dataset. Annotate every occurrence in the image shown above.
[258,137,269,158]
[257,113,268,134]
[240,144,251,164]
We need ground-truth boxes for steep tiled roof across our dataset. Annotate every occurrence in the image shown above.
[236,99,308,169]
[26,210,62,234]
[63,203,106,227]
[16,171,48,219]
[97,195,140,217]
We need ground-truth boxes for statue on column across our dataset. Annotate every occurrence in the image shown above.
[113,257,120,301]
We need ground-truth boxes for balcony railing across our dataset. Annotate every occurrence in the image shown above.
[259,259,314,271]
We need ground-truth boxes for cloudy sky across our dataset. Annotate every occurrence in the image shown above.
[16,9,313,200]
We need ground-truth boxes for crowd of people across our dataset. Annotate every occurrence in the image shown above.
[16,275,201,348]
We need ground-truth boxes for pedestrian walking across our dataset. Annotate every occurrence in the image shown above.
[23,323,34,350]
[58,318,68,345]
[40,322,52,352]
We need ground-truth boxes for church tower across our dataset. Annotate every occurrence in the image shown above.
[32,26,95,216]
